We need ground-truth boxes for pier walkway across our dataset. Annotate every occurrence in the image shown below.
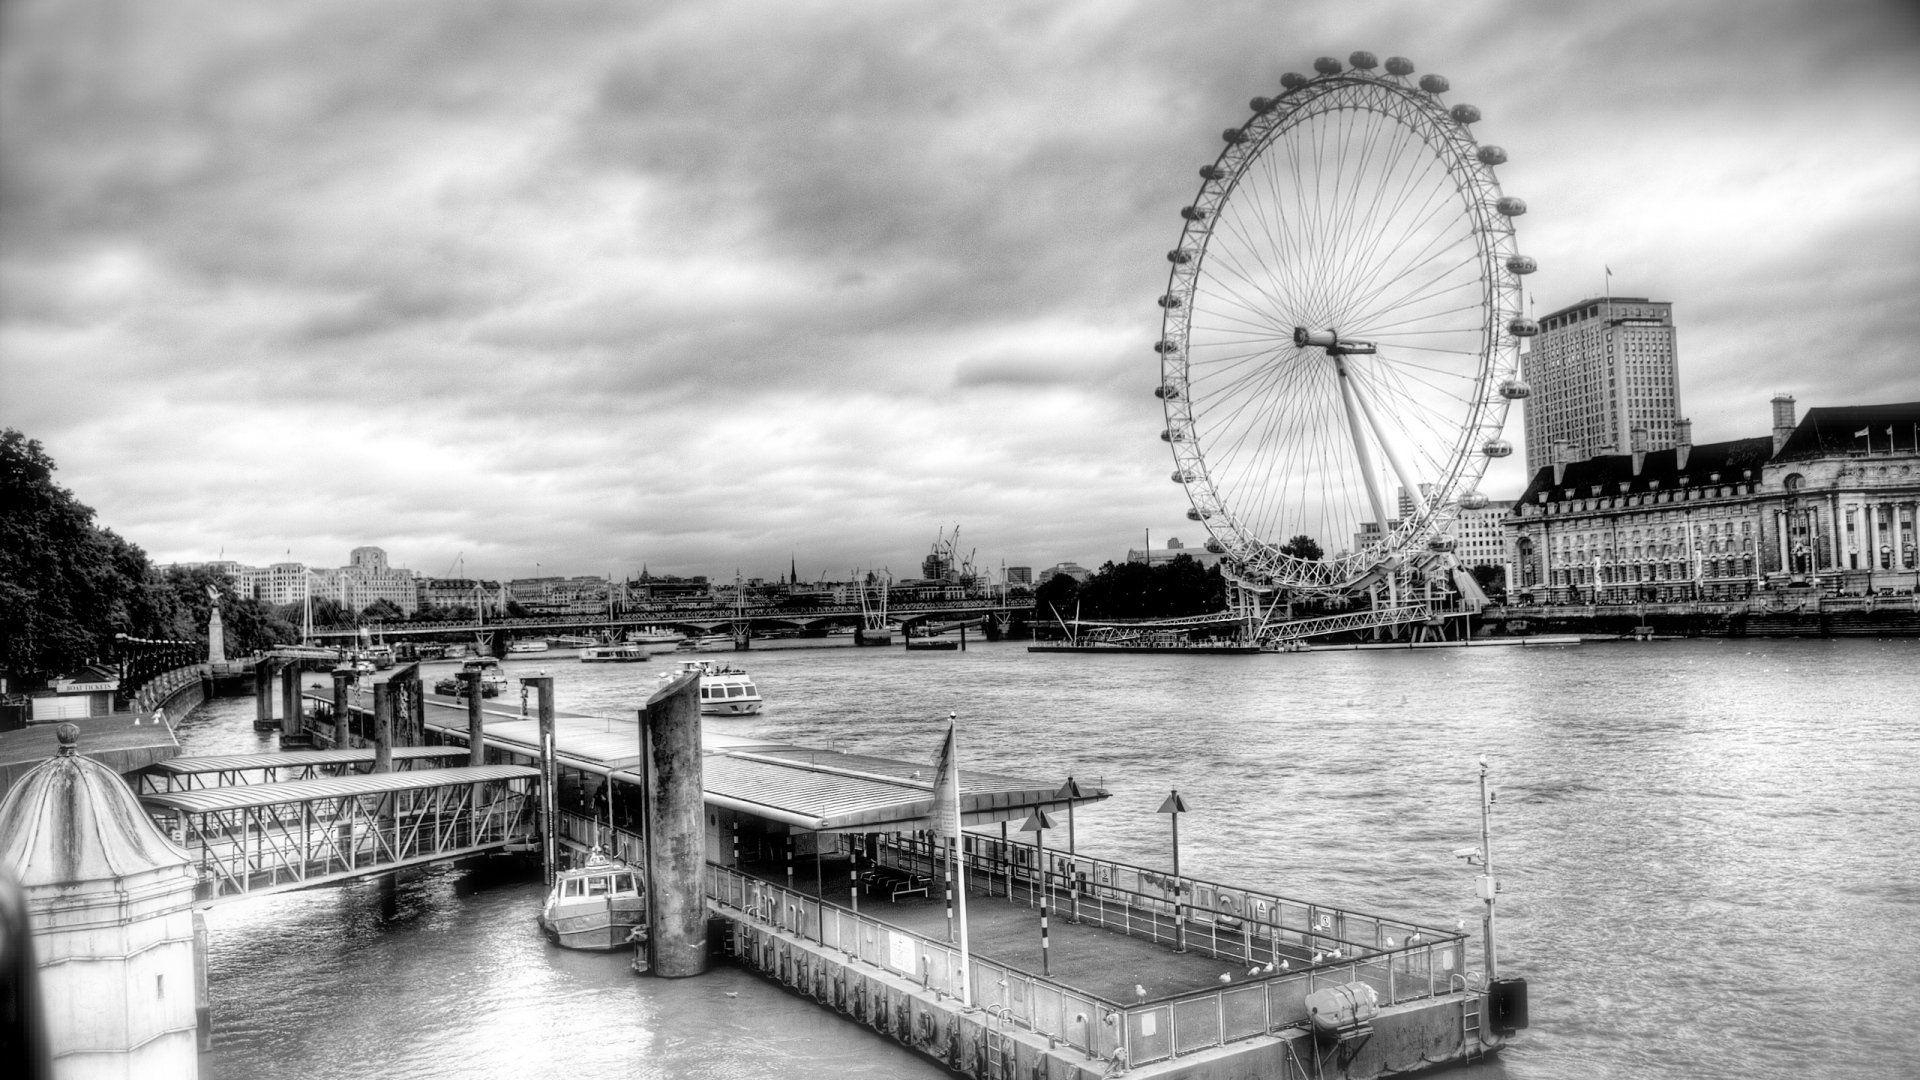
[142,764,539,904]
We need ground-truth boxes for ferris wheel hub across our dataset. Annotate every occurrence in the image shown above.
[1292,327,1377,356]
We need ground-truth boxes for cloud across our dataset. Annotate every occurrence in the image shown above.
[3,0,1918,580]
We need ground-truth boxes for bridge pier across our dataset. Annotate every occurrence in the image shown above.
[279,661,301,742]
[254,660,272,727]
[459,671,484,766]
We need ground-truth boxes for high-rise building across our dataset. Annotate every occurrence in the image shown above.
[1523,296,1682,475]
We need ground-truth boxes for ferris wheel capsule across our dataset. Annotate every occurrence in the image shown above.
[1508,317,1540,337]
[1500,378,1532,400]
[1158,294,1183,309]
[1349,52,1379,70]
[1205,539,1225,554]
[1313,56,1343,75]
[1506,254,1538,275]
[1482,439,1514,459]
[1187,507,1213,521]
[1172,470,1196,484]
[1250,97,1275,113]
[1385,56,1415,76]
[1450,104,1481,124]
[1154,339,1180,354]
[1222,128,1248,144]
[1476,145,1507,166]
[1459,491,1491,511]
[1155,384,1183,400]
[1496,196,1527,217]
[1281,72,1307,90]
[1419,74,1450,94]
[1182,205,1209,221]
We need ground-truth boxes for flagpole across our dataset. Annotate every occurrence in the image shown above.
[949,715,973,1008]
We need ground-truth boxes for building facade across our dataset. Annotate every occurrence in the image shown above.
[1507,397,1920,602]
[1523,296,1682,475]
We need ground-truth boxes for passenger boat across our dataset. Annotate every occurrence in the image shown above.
[676,633,734,653]
[626,627,686,654]
[538,849,648,951]
[581,642,649,663]
[665,660,763,715]
[507,639,550,654]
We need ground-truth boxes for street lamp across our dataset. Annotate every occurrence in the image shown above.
[1017,809,1057,975]
[1157,789,1190,952]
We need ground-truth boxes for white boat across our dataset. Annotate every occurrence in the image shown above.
[581,642,649,663]
[626,627,686,654]
[665,660,763,716]
[507,639,550,654]
[676,633,734,653]
[461,656,510,692]
[539,849,647,951]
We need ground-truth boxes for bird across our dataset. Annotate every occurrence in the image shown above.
[1279,960,1289,971]
[1385,936,1396,948]
[1134,984,1148,1000]
[1248,965,1261,976]
[1457,919,1466,930]
[1219,973,1231,983]
[1311,952,1325,964]
[724,991,738,998]
[1330,949,1343,960]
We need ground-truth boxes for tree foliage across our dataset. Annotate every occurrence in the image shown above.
[1279,534,1324,562]
[1029,555,1226,623]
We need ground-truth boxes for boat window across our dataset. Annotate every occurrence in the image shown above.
[742,683,756,695]
[726,685,742,697]
[614,873,637,894]
[563,878,585,898]
[587,876,610,897]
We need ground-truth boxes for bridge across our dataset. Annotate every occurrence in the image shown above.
[299,598,1026,643]
[141,758,539,904]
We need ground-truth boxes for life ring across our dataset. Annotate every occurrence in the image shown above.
[1217,893,1244,928]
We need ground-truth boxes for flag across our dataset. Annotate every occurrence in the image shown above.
[930,724,961,840]
[1855,428,1870,438]
[929,721,973,1006]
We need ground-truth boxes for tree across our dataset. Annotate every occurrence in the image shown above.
[360,598,406,623]
[1032,573,1081,628]
[1279,534,1324,562]
[1,430,167,688]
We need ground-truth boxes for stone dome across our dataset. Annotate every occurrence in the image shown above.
[0,724,190,887]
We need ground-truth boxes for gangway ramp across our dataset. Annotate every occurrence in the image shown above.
[136,746,471,795]
[142,765,539,903]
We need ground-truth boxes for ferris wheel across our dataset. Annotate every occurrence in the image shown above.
[1157,52,1534,598]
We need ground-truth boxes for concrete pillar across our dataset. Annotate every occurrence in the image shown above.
[0,725,201,1080]
[371,682,393,774]
[330,668,353,749]
[279,662,301,742]
[643,671,708,978]
[253,660,272,726]
[206,606,225,666]
[460,672,485,766]
[523,676,558,887]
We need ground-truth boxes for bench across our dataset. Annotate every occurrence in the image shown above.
[861,869,930,900]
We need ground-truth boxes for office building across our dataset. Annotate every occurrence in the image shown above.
[1523,296,1681,475]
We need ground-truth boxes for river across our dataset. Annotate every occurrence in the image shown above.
[176,637,1920,1079]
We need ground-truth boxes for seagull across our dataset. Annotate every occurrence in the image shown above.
[1330,949,1343,960]
[1248,965,1261,976]
[1134,984,1148,1000]
[1385,936,1396,948]
[1311,952,1325,964]
[1457,919,1466,930]
[1279,960,1289,971]
[724,991,738,998]
[1219,973,1232,983]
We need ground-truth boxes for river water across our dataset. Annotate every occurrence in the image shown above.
[177,637,1920,1080]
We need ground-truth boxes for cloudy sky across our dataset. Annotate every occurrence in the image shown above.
[4,0,1917,583]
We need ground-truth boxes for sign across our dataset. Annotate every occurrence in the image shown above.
[886,930,916,974]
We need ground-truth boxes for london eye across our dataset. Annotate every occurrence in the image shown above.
[1156,53,1534,601]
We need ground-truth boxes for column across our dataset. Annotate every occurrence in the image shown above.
[1775,509,1790,574]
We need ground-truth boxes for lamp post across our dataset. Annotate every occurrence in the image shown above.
[1017,809,1056,976]
[1157,789,1190,952]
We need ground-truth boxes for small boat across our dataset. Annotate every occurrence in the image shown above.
[553,635,597,648]
[507,639,550,654]
[365,644,396,670]
[539,849,648,951]
[676,633,733,653]
[664,660,763,715]
[432,674,500,698]
[461,656,510,693]
[581,642,649,663]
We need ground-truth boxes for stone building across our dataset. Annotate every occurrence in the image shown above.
[1507,397,1920,601]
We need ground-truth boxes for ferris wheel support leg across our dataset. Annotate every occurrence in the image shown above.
[1333,356,1394,534]
[1347,371,1433,522]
